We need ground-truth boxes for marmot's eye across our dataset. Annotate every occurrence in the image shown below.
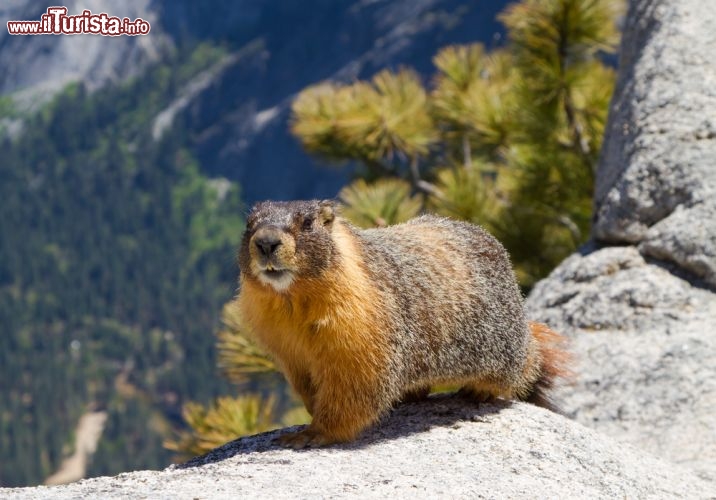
[302,217,314,231]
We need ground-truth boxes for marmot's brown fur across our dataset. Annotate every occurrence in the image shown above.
[237,199,570,448]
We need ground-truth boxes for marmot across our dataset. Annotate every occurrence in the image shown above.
[237,199,569,448]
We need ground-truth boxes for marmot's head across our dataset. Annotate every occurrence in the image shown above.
[238,200,338,292]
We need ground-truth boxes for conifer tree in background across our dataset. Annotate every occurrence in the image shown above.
[494,0,620,283]
[171,0,622,457]
[293,0,621,286]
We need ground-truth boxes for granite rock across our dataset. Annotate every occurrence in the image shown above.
[4,398,713,499]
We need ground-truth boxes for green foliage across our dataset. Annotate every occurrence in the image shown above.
[431,45,516,162]
[339,178,423,228]
[164,395,279,460]
[175,42,229,83]
[216,301,276,385]
[0,95,17,118]
[291,0,621,287]
[428,162,501,228]
[501,0,620,98]
[172,163,244,269]
[493,0,621,284]
[0,43,244,487]
[501,0,620,160]
[291,69,436,178]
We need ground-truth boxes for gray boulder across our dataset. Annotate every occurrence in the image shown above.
[3,398,713,499]
[593,0,716,286]
[527,0,716,483]
[526,247,716,482]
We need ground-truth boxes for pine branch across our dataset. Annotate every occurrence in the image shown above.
[462,133,472,169]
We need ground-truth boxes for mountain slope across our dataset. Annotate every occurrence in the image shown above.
[1,0,508,203]
[161,0,507,203]
[0,46,242,487]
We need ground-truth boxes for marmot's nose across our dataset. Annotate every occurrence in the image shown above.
[254,228,282,257]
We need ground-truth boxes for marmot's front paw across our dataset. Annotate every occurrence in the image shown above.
[275,428,335,449]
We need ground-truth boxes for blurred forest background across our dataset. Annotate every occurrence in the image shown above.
[0,0,620,486]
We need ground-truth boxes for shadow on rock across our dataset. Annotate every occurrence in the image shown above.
[177,394,508,468]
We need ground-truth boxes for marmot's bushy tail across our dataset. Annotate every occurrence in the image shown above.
[524,322,572,412]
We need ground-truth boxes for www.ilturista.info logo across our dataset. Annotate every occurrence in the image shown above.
[7,7,151,36]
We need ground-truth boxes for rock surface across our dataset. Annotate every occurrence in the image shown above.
[593,0,716,286]
[526,247,716,482]
[526,0,716,485]
[4,397,713,499]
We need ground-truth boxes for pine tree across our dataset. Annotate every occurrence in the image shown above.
[291,0,622,286]
[338,178,423,228]
[215,301,276,384]
[164,395,278,460]
[291,69,436,185]
[495,0,621,284]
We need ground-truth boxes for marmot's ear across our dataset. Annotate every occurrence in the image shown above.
[318,200,335,226]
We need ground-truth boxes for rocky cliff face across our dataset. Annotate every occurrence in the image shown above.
[526,247,716,481]
[0,0,166,102]
[526,0,716,483]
